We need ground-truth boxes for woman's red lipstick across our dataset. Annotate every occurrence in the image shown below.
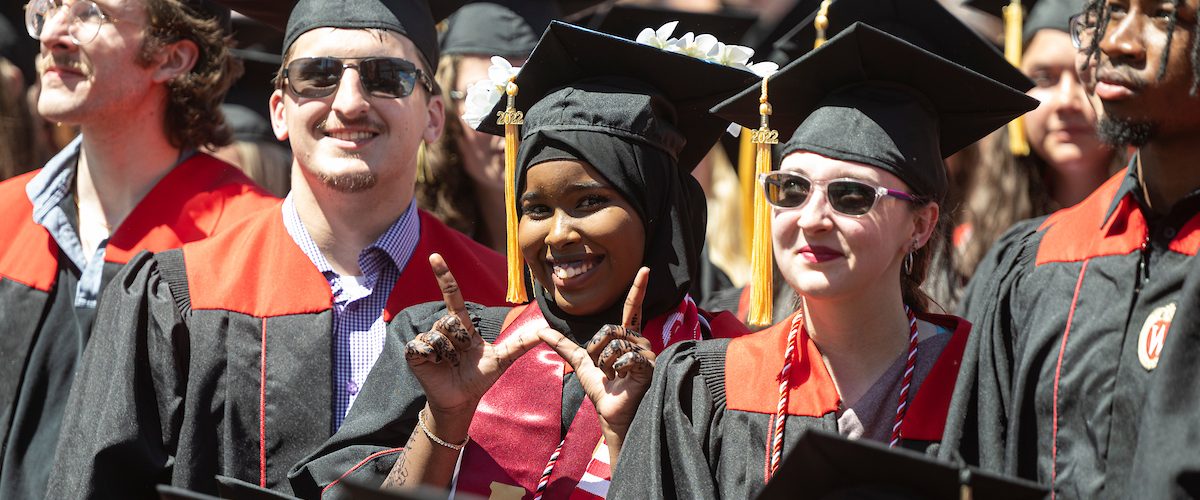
[798,245,844,263]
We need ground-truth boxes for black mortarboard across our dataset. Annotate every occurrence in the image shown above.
[767,0,1032,93]
[1023,0,1080,41]
[714,22,1037,203]
[478,21,760,170]
[284,0,467,68]
[964,0,1037,17]
[440,1,561,59]
[756,430,1046,500]
[575,5,758,45]
[212,1,464,70]
[475,20,759,305]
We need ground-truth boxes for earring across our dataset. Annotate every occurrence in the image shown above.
[903,239,918,276]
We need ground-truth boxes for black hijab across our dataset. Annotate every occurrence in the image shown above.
[513,80,708,338]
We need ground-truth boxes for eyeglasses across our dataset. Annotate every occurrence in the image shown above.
[759,171,916,216]
[282,57,433,99]
[1069,11,1098,50]
[25,0,120,45]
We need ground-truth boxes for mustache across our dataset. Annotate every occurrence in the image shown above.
[317,117,387,134]
[36,52,91,76]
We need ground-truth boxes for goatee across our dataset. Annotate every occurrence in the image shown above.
[1097,117,1155,147]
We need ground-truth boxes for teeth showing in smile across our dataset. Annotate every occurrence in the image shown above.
[326,131,375,141]
[553,260,595,280]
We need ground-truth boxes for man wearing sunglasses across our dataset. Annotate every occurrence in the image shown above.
[48,0,509,497]
[946,0,1200,496]
[0,1,279,499]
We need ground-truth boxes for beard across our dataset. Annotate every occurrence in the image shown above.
[317,171,378,193]
[1097,116,1155,147]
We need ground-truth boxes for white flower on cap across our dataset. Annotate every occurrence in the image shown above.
[461,56,521,129]
[635,21,679,49]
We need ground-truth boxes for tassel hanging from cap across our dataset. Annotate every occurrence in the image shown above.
[813,0,833,49]
[748,77,779,327]
[1003,0,1031,156]
[738,128,756,260]
[500,78,528,303]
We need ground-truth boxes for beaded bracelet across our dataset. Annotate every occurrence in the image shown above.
[418,409,470,452]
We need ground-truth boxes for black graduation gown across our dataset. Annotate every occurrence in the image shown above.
[608,310,971,499]
[943,166,1200,498]
[0,155,277,500]
[46,205,508,499]
[288,301,749,500]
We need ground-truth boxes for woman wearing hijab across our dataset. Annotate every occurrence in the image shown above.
[606,22,1037,499]
[288,21,764,499]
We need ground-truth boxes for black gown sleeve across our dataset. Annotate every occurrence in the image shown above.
[287,302,508,500]
[608,339,730,500]
[940,218,1042,473]
[46,250,188,499]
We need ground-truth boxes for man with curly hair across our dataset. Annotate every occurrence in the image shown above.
[0,0,277,498]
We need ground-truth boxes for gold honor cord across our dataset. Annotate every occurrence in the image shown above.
[748,77,779,327]
[1004,0,1031,156]
[500,79,528,303]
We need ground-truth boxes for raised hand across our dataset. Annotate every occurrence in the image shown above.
[537,267,656,465]
[406,254,543,421]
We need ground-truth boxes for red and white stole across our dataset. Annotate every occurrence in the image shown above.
[450,298,702,500]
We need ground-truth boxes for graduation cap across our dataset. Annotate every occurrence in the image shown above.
[1023,0,1080,41]
[756,430,1047,500]
[765,0,1032,94]
[440,1,562,59]
[210,0,467,70]
[574,4,758,45]
[474,20,761,302]
[713,23,1037,325]
[155,476,302,500]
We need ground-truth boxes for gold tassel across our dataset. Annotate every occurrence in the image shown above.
[813,0,833,49]
[748,77,778,327]
[1003,0,1031,156]
[500,79,528,304]
[738,128,756,260]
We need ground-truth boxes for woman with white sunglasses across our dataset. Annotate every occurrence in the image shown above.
[606,22,1038,499]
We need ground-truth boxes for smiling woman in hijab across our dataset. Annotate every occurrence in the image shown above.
[288,21,764,499]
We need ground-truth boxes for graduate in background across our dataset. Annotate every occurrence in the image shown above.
[417,1,563,253]
[46,0,512,497]
[289,20,759,499]
[608,22,1036,499]
[953,0,1121,289]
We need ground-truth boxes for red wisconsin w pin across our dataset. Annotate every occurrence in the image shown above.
[1138,303,1176,371]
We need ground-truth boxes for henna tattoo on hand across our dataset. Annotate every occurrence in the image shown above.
[612,351,650,373]
[436,315,472,346]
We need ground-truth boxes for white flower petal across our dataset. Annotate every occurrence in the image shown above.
[748,61,779,77]
[635,27,657,45]
[724,44,754,65]
[695,34,719,53]
[655,21,678,40]
[726,122,743,137]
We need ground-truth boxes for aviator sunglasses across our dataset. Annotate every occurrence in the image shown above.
[760,171,916,216]
[282,57,434,99]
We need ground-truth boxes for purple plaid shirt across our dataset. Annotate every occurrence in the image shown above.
[282,195,420,430]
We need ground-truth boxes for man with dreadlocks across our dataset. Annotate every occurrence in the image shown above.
[942,0,1200,496]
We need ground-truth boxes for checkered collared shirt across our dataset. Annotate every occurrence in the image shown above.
[282,195,420,430]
